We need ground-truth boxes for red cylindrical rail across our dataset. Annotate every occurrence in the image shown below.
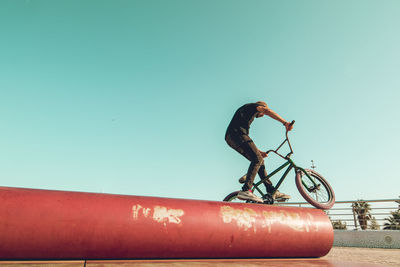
[0,186,333,259]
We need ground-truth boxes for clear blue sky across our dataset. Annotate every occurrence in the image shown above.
[1,0,399,202]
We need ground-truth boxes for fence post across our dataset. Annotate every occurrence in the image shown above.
[352,202,358,230]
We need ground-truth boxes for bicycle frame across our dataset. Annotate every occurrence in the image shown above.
[251,158,294,196]
[251,122,320,197]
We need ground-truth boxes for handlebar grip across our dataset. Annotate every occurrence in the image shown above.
[289,120,295,126]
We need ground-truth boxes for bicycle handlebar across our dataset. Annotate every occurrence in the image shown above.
[286,119,295,130]
[266,120,295,159]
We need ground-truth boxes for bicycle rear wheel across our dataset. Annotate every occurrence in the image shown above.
[223,191,263,204]
[295,169,335,210]
[223,191,247,203]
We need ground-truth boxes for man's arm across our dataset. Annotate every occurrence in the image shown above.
[256,105,293,131]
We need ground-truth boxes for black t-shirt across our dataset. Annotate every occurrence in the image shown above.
[226,103,262,136]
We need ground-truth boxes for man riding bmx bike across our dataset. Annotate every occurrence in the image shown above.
[225,101,294,203]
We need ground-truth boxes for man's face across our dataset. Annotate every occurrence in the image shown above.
[256,112,265,118]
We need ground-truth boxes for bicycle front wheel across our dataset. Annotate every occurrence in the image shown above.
[295,169,335,210]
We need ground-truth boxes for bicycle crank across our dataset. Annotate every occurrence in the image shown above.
[262,193,274,205]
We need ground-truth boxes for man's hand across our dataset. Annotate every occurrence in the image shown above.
[260,151,268,158]
[284,121,294,132]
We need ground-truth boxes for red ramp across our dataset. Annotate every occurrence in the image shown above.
[0,186,333,259]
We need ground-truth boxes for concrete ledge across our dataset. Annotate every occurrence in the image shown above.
[334,230,400,249]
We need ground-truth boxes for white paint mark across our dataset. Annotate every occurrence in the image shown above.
[132,204,142,219]
[131,204,184,225]
[142,208,151,217]
[153,206,184,224]
[220,206,319,233]
[261,210,318,233]
[220,206,257,231]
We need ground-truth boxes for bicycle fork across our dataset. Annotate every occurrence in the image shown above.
[296,167,321,193]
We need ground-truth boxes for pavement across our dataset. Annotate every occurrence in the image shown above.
[323,247,400,267]
[0,247,399,267]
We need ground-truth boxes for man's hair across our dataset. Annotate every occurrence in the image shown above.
[256,101,267,107]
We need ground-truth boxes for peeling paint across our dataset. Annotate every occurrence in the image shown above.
[132,204,184,225]
[220,206,319,233]
[220,206,257,231]
[261,210,318,233]
[262,211,298,232]
[142,208,151,217]
[153,206,184,224]
[132,204,142,219]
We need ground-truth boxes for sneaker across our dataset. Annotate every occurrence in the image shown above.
[273,190,291,200]
[237,190,263,203]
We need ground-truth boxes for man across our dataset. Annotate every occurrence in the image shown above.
[225,101,293,203]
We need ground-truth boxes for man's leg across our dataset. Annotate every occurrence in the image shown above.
[226,134,290,200]
[258,164,275,193]
[239,164,274,193]
[227,134,271,191]
[234,139,264,191]
[225,134,263,202]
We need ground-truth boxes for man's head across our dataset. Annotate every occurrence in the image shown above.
[256,101,268,117]
[256,101,268,107]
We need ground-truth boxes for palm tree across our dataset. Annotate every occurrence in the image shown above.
[383,210,400,230]
[352,200,372,230]
[383,197,400,230]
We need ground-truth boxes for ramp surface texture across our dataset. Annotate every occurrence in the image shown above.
[0,186,333,259]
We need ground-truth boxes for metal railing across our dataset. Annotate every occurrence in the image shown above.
[278,199,400,230]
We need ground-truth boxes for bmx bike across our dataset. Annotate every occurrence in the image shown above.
[223,121,335,210]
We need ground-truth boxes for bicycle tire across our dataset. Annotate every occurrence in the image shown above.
[223,191,240,202]
[295,169,335,210]
[223,191,261,203]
